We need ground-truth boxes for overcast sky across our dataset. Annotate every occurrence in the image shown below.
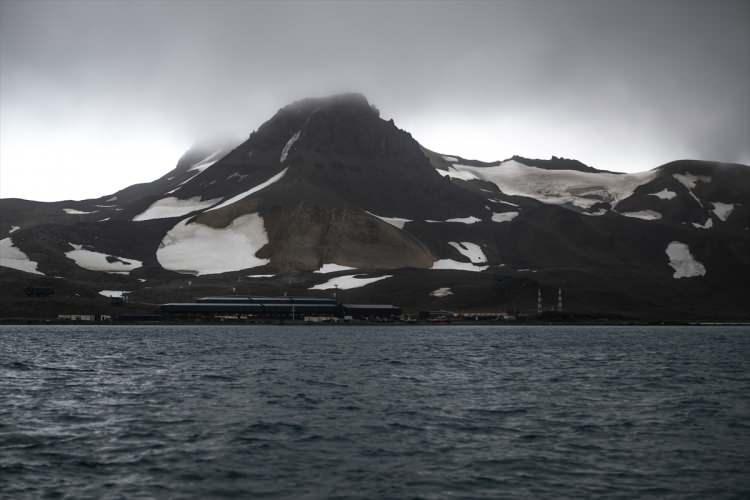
[1,0,748,201]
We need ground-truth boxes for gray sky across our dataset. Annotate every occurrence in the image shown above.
[1,0,748,201]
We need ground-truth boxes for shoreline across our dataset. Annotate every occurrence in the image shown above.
[2,320,750,327]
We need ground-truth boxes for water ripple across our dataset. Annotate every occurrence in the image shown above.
[1,324,749,499]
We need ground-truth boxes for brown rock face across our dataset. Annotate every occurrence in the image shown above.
[260,205,434,272]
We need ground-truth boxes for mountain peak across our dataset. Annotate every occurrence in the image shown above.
[280,92,378,118]
[248,93,381,151]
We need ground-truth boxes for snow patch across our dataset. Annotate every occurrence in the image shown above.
[315,263,357,274]
[488,198,519,207]
[167,170,205,193]
[673,173,711,190]
[442,156,458,163]
[431,259,488,272]
[99,290,130,298]
[445,216,481,224]
[366,212,412,229]
[0,237,43,275]
[673,173,711,207]
[692,219,713,230]
[310,274,392,290]
[650,189,677,200]
[620,210,662,221]
[247,274,275,278]
[97,218,111,222]
[105,196,118,202]
[156,213,269,276]
[66,244,143,274]
[666,242,706,279]
[133,196,221,221]
[453,160,657,209]
[187,148,229,173]
[430,287,453,297]
[280,131,301,163]
[436,167,479,181]
[582,209,607,216]
[208,169,287,211]
[63,208,97,215]
[9,226,20,234]
[448,242,487,264]
[168,149,233,193]
[712,202,734,222]
[491,211,519,223]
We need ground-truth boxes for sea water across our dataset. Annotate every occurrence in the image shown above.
[1,325,749,498]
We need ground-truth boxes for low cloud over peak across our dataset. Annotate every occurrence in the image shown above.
[1,0,748,200]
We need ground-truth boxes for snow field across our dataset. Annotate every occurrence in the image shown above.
[650,189,677,200]
[692,219,713,230]
[430,259,488,272]
[156,213,269,276]
[430,287,453,297]
[620,210,662,221]
[366,212,412,229]
[133,196,222,221]
[208,169,288,211]
[0,238,44,275]
[712,202,734,222]
[310,274,392,290]
[445,216,481,224]
[315,263,357,274]
[665,241,706,278]
[448,241,487,264]
[63,208,97,215]
[435,167,479,181]
[99,290,130,298]
[491,211,519,223]
[280,131,301,163]
[65,244,142,274]
[452,160,657,210]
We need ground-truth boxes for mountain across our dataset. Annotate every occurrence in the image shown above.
[2,93,749,320]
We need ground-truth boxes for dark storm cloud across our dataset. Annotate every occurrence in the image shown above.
[1,0,748,200]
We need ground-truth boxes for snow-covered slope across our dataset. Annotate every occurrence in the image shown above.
[133,196,221,221]
[65,244,143,274]
[0,237,43,275]
[156,213,270,276]
[449,159,657,211]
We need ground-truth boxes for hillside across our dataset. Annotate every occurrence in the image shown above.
[2,93,749,320]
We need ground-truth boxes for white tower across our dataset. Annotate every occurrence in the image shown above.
[537,288,543,315]
[557,288,563,312]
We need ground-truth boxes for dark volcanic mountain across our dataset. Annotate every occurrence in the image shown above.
[2,93,749,320]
